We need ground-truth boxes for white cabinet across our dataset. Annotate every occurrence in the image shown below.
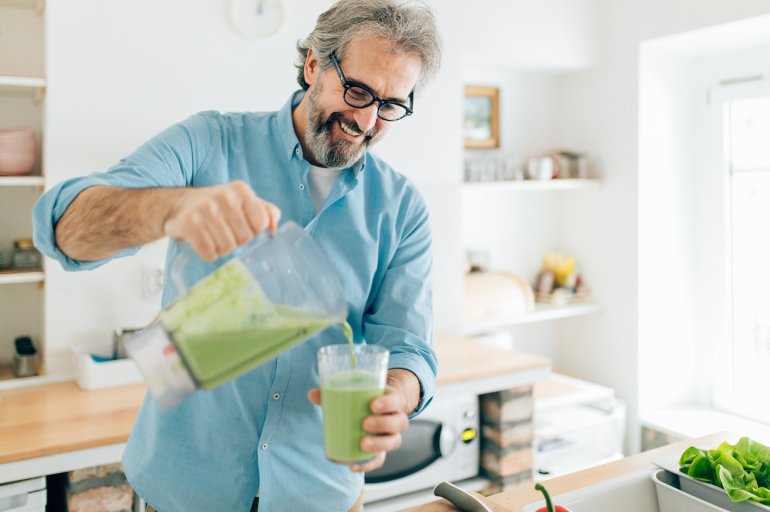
[534,373,625,480]
[0,0,47,385]
[0,477,46,512]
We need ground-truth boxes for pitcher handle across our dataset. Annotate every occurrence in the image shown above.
[170,247,192,298]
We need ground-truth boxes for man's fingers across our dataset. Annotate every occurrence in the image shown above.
[243,197,272,235]
[202,212,238,258]
[369,393,403,415]
[363,412,408,435]
[349,452,386,473]
[307,388,321,405]
[266,203,281,232]
[361,433,401,453]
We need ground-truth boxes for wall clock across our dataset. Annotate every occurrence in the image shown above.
[227,0,285,40]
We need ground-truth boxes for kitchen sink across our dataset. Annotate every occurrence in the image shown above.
[521,469,659,512]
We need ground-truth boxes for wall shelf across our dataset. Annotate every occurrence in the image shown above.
[462,302,601,336]
[0,269,44,285]
[0,176,44,187]
[0,75,46,95]
[463,179,602,191]
[0,0,43,11]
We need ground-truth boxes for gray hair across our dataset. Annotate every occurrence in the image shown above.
[295,0,442,93]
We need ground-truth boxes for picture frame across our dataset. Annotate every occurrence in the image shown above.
[463,85,500,149]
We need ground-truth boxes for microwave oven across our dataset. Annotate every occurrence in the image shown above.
[364,392,480,503]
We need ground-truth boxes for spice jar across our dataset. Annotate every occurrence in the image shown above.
[11,239,42,269]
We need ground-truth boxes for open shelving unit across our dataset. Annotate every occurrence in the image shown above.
[0,176,45,187]
[1,0,47,386]
[463,178,602,191]
[0,268,44,285]
[461,302,601,336]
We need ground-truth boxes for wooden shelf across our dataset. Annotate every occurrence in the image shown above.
[0,176,44,187]
[462,302,601,335]
[0,0,43,11]
[0,268,44,285]
[463,178,602,191]
[0,75,46,95]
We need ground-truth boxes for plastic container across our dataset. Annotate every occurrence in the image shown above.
[71,344,143,390]
[652,469,770,512]
[653,469,727,511]
[123,221,347,409]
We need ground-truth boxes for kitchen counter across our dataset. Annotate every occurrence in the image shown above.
[0,332,550,483]
[405,432,733,512]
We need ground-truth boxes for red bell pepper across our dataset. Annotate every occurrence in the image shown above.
[534,483,572,512]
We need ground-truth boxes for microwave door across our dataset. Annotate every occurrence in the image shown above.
[365,420,445,484]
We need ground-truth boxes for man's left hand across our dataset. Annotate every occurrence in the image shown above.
[307,368,420,473]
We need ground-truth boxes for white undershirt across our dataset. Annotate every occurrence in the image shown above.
[307,165,344,214]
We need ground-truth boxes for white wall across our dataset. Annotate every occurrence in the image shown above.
[553,0,770,453]
[42,0,464,372]
[638,32,770,414]
[460,0,600,71]
[637,47,698,411]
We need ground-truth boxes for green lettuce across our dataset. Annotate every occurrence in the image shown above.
[680,437,770,505]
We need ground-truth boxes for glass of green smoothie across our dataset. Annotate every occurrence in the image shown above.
[317,344,389,464]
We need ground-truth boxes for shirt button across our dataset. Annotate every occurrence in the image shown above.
[262,443,269,450]
[299,183,305,190]
[295,148,300,155]
[273,393,280,400]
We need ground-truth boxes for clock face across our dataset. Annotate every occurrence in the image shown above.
[227,0,286,40]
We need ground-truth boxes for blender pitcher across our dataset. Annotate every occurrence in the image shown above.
[123,221,348,410]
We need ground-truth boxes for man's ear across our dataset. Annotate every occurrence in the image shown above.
[304,48,319,86]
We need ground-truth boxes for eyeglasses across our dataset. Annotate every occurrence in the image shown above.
[329,53,414,122]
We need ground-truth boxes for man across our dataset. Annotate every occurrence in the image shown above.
[32,0,441,510]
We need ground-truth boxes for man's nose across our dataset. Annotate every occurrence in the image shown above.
[353,104,378,133]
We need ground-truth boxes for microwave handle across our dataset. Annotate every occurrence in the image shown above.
[437,424,457,458]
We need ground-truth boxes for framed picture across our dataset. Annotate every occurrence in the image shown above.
[463,85,499,149]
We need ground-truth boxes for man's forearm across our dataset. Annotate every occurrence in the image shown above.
[386,368,422,415]
[55,186,186,261]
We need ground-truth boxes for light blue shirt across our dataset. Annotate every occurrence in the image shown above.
[32,92,437,512]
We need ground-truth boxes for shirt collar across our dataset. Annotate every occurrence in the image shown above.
[277,89,367,176]
[276,90,305,161]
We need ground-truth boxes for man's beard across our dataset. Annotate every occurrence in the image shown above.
[305,83,381,168]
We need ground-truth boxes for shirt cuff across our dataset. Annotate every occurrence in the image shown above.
[387,352,436,418]
[32,176,140,271]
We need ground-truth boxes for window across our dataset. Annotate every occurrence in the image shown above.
[713,93,770,421]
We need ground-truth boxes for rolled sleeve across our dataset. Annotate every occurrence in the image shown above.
[32,112,217,271]
[362,193,437,417]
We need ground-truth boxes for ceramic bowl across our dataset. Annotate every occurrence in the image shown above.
[0,128,35,152]
[0,150,36,175]
[0,129,36,175]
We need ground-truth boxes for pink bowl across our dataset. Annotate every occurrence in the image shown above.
[0,128,36,153]
[0,151,36,176]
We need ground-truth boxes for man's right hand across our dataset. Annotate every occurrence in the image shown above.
[163,180,281,261]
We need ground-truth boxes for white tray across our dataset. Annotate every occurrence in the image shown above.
[654,449,770,512]
[653,469,770,512]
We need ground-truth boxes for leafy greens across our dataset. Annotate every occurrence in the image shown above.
[680,437,770,505]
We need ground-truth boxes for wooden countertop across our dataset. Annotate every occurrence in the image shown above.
[405,432,735,512]
[0,332,549,466]
[0,382,146,464]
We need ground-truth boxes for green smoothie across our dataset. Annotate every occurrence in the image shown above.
[160,258,341,389]
[321,370,383,463]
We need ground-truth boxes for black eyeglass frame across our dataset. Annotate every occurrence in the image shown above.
[329,53,414,122]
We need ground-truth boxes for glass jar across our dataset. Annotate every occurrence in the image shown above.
[11,239,42,269]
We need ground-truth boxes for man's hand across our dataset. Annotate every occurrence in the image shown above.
[308,368,421,473]
[163,180,281,261]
